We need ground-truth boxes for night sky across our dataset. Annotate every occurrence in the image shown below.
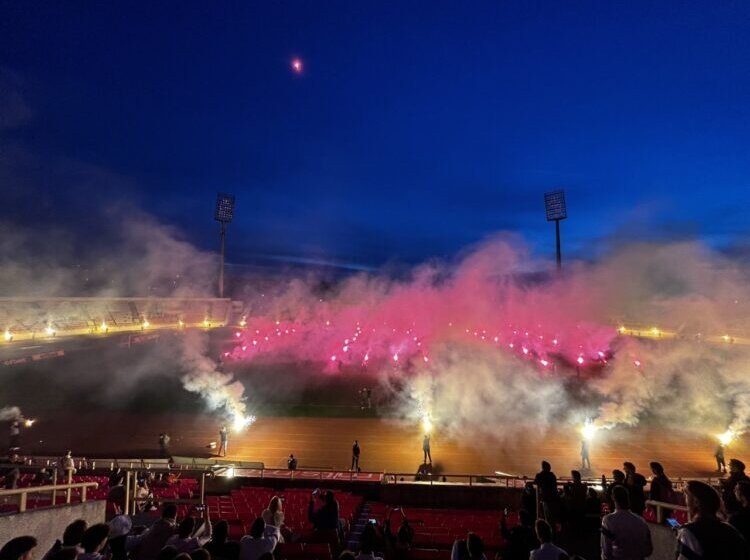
[2,1,750,268]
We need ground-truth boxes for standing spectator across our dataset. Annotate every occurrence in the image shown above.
[166,510,212,552]
[79,524,111,560]
[529,520,567,560]
[600,486,653,560]
[677,480,750,559]
[563,470,587,533]
[500,509,538,560]
[422,435,432,464]
[623,462,647,516]
[0,537,37,560]
[715,443,727,473]
[219,425,228,457]
[580,439,591,470]
[533,461,560,528]
[649,461,675,519]
[8,420,20,453]
[240,518,280,560]
[133,503,178,560]
[308,490,340,531]
[108,515,137,560]
[521,482,538,519]
[287,454,298,470]
[159,433,171,458]
[60,451,76,474]
[451,533,485,560]
[584,487,602,530]
[605,470,627,512]
[723,459,749,514]
[205,520,241,560]
[730,481,750,542]
[351,440,361,472]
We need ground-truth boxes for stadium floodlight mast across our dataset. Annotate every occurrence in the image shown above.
[544,189,567,270]
[214,192,236,298]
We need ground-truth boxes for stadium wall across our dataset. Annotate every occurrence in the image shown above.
[0,500,106,553]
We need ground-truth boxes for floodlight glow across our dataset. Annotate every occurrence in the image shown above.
[100,321,108,332]
[422,414,433,433]
[24,418,35,428]
[142,319,150,328]
[577,356,584,365]
[233,414,256,432]
[4,329,12,342]
[581,419,598,440]
[45,324,56,336]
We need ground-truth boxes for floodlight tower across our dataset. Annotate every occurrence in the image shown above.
[544,190,567,271]
[214,192,236,298]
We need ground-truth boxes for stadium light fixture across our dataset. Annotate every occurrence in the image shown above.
[214,192,236,299]
[544,190,567,270]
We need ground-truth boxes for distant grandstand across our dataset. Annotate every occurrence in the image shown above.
[0,297,238,341]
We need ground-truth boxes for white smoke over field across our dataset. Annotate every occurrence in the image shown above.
[0,406,22,421]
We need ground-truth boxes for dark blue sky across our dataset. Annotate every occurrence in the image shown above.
[2,1,750,267]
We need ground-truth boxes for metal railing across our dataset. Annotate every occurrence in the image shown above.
[0,480,98,513]
[646,499,689,523]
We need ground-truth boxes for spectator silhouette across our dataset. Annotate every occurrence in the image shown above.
[240,518,280,560]
[500,509,538,560]
[723,458,749,514]
[677,480,750,559]
[623,463,646,516]
[534,461,560,528]
[134,503,178,560]
[205,520,241,560]
[79,523,110,560]
[308,490,340,531]
[0,537,37,560]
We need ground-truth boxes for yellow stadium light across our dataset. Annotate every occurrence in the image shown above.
[617,326,626,334]
[651,327,660,336]
[178,320,185,328]
[4,329,13,342]
[723,334,731,342]
[203,318,210,328]
[142,319,150,329]
[100,321,108,332]
[45,324,56,336]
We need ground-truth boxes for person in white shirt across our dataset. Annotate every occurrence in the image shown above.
[529,519,568,560]
[601,485,653,560]
[261,496,286,542]
[240,518,280,560]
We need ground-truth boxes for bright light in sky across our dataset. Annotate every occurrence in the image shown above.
[291,58,303,73]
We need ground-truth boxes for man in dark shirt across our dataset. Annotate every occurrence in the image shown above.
[500,509,539,560]
[533,461,560,528]
[623,462,647,515]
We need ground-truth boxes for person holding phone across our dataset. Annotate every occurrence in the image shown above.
[600,486,652,560]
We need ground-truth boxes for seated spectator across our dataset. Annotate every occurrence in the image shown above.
[677,480,750,559]
[240,518,280,560]
[43,519,88,560]
[109,515,133,560]
[730,480,750,542]
[600,485,652,560]
[189,550,209,560]
[166,511,213,553]
[500,509,538,560]
[529,520,567,560]
[356,539,383,560]
[157,546,179,560]
[134,503,178,560]
[0,537,37,560]
[33,468,54,485]
[79,524,111,560]
[451,533,485,560]
[308,490,340,531]
[205,521,240,560]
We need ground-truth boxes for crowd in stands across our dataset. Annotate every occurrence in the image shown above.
[4,456,750,560]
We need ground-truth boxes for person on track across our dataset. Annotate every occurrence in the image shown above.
[287,454,298,470]
[351,440,361,471]
[8,420,20,453]
[423,434,432,464]
[580,438,591,470]
[716,443,727,473]
[219,425,228,457]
